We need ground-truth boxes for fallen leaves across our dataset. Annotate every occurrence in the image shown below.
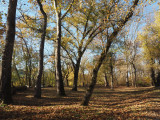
[0,86,160,120]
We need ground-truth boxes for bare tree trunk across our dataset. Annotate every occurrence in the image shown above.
[0,0,18,104]
[34,0,47,98]
[111,71,114,89]
[156,71,160,87]
[14,64,22,86]
[81,68,100,106]
[72,58,81,91]
[25,60,28,86]
[55,10,65,96]
[110,53,114,89]
[28,57,32,87]
[156,61,160,87]
[150,67,156,86]
[65,69,69,87]
[12,52,22,85]
[83,70,86,86]
[42,73,45,87]
[132,63,137,87]
[126,63,129,87]
[21,35,32,87]
[126,70,129,87]
[104,72,109,87]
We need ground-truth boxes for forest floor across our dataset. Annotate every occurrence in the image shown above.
[0,86,160,120]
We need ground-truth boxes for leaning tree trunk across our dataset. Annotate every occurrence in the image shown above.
[34,0,47,98]
[81,0,139,106]
[55,10,65,96]
[81,41,111,106]
[0,0,18,104]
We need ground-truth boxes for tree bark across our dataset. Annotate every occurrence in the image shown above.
[0,0,18,104]
[72,57,81,91]
[126,70,129,87]
[150,67,156,86]
[55,9,65,96]
[21,36,32,87]
[156,61,160,87]
[110,53,114,89]
[156,71,160,87]
[34,0,47,98]
[104,72,109,87]
[28,57,32,87]
[65,69,69,87]
[14,64,22,86]
[25,60,28,86]
[132,63,137,87]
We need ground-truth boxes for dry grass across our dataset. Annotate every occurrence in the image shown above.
[0,86,160,120]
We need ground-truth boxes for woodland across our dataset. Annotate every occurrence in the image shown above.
[0,0,160,119]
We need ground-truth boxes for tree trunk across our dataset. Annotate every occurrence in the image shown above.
[104,72,109,87]
[110,53,114,89]
[14,64,22,86]
[82,70,86,86]
[28,57,32,88]
[55,10,65,96]
[66,77,69,87]
[150,67,156,86]
[156,71,160,87]
[65,71,69,87]
[126,70,129,87]
[34,0,47,98]
[21,36,32,87]
[0,0,18,104]
[81,38,112,106]
[42,73,45,87]
[156,61,160,87]
[126,69,129,87]
[132,63,137,87]
[81,68,99,106]
[72,58,81,91]
[25,60,28,86]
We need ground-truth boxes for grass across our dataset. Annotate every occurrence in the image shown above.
[0,86,160,120]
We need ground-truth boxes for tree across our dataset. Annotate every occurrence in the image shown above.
[0,0,18,104]
[62,0,111,91]
[138,11,160,87]
[53,0,74,96]
[81,0,140,106]
[34,0,47,98]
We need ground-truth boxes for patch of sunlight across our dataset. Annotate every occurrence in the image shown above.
[25,95,33,98]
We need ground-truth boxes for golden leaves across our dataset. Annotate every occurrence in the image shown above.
[1,87,160,119]
[0,40,4,44]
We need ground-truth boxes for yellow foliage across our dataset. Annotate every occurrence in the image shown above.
[137,10,160,63]
[0,40,5,45]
